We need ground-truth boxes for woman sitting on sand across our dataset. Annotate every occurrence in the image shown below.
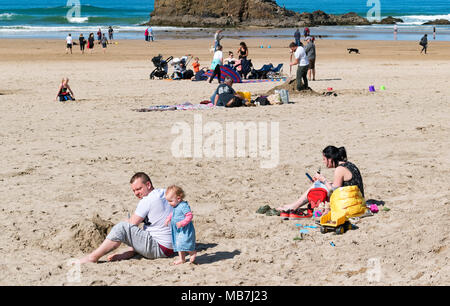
[277,146,364,214]
[55,77,75,102]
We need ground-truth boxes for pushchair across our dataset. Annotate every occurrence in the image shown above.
[249,63,274,79]
[150,54,173,79]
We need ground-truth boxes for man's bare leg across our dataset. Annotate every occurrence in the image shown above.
[79,239,121,263]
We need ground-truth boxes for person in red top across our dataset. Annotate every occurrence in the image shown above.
[192,57,200,73]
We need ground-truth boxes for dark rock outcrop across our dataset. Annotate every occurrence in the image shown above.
[146,0,371,27]
[423,19,450,25]
[372,16,404,24]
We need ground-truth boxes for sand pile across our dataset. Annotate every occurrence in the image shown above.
[39,215,114,254]
[264,78,321,97]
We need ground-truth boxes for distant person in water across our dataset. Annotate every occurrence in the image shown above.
[433,26,436,40]
[97,28,102,44]
[420,34,428,54]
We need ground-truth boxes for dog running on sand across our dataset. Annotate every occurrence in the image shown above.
[347,48,360,54]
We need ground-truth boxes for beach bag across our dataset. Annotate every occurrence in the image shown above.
[279,89,289,104]
[267,93,282,105]
[255,96,270,106]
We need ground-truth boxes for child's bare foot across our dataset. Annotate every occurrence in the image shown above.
[172,258,185,265]
[189,252,197,264]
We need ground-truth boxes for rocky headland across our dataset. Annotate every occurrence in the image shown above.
[146,0,371,28]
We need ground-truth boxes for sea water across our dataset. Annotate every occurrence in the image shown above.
[0,0,449,40]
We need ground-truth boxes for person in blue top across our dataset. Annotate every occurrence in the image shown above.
[164,185,197,265]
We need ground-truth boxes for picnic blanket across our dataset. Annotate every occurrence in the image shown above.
[133,102,215,112]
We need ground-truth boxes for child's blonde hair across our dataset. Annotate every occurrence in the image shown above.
[166,185,185,200]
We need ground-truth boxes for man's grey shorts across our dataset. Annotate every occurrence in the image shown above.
[106,221,168,259]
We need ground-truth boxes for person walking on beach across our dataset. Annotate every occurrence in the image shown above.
[164,185,197,265]
[420,34,428,54]
[80,172,174,263]
[304,36,316,81]
[97,28,102,44]
[294,28,301,46]
[145,27,149,42]
[394,24,398,40]
[433,26,436,40]
[101,33,108,54]
[108,26,114,42]
[214,30,223,52]
[289,42,309,91]
[65,33,73,54]
[148,26,154,42]
[87,33,95,54]
[209,45,223,83]
[79,34,86,54]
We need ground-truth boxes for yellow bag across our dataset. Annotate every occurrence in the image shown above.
[329,185,366,220]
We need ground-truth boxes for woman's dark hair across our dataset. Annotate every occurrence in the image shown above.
[322,146,347,167]
[240,42,247,49]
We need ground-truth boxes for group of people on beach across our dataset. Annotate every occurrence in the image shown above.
[78,145,364,266]
[65,26,114,54]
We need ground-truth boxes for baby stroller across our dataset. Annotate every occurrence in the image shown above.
[150,54,173,79]
[235,58,253,79]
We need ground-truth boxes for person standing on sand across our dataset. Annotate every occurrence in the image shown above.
[304,36,316,81]
[289,42,309,91]
[420,34,428,54]
[148,26,154,42]
[65,33,73,54]
[209,45,223,83]
[87,33,95,54]
[80,172,174,263]
[164,185,197,265]
[214,30,223,52]
[79,34,86,54]
[108,26,114,42]
[145,27,149,42]
[433,26,436,40]
[294,28,301,46]
[97,28,102,44]
[394,24,398,40]
[101,33,108,54]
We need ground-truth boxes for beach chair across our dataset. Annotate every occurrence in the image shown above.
[267,63,283,79]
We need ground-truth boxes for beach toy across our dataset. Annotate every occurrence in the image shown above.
[268,45,271,48]
[295,224,302,227]
[305,173,314,182]
[369,204,379,213]
[314,210,322,218]
[380,85,386,90]
[114,42,118,45]
[330,242,336,247]
[260,45,264,48]
[299,229,309,234]
[327,87,333,91]
[369,85,375,92]
[243,91,251,102]
[304,225,318,229]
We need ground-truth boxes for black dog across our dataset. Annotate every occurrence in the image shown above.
[347,48,360,54]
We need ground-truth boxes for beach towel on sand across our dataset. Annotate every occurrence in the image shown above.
[133,102,215,112]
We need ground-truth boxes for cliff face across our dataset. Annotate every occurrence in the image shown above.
[148,0,370,27]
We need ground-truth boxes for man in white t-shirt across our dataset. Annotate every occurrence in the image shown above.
[66,33,73,54]
[80,172,174,263]
[289,42,309,91]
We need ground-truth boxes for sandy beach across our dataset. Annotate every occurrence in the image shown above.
[0,37,449,286]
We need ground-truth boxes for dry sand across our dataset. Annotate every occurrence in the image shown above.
[0,38,449,286]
